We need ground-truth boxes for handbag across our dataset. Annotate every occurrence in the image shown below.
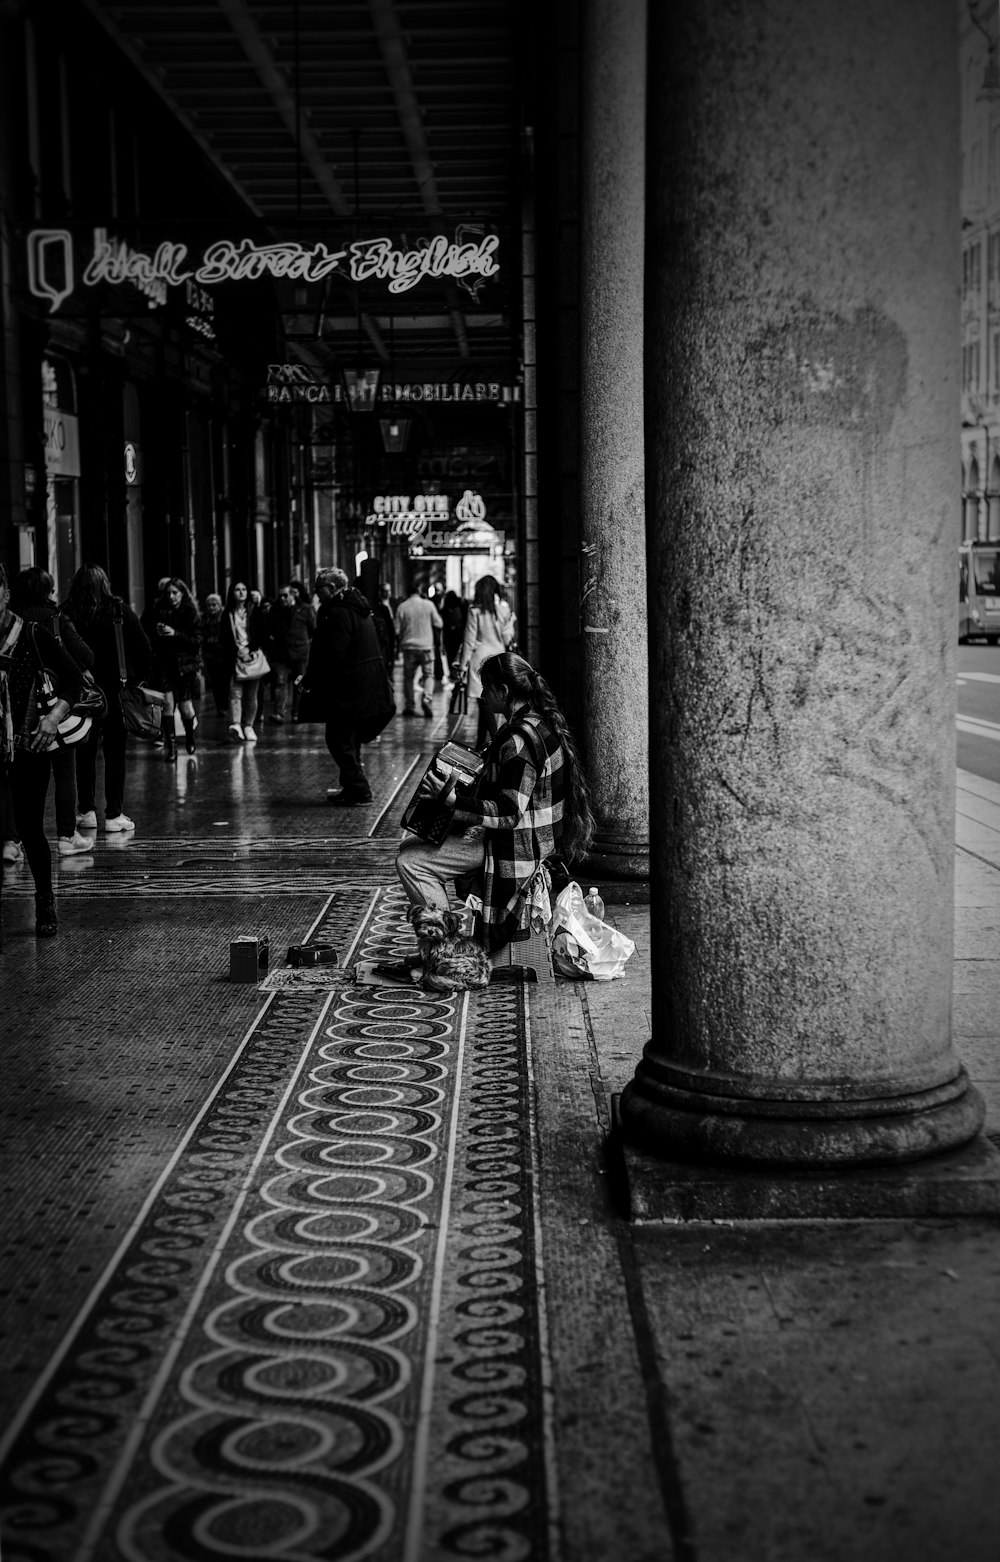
[29,624,93,749]
[235,647,270,681]
[401,741,485,844]
[113,600,166,740]
[49,613,108,721]
[449,669,469,715]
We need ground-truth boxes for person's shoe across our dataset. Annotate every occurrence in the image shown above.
[184,732,197,755]
[58,832,95,856]
[402,708,417,718]
[269,714,285,724]
[35,894,58,937]
[104,814,135,833]
[243,726,258,743]
[228,724,245,743]
[422,701,434,719]
[327,791,373,807]
[2,840,23,864]
[76,811,97,830]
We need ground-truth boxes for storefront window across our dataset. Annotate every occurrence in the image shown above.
[41,354,82,599]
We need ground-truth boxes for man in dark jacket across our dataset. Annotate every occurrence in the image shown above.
[265,583,315,721]
[302,567,395,806]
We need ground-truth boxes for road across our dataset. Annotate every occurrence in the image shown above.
[957,641,1000,783]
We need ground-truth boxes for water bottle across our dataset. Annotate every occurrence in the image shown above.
[584,886,605,922]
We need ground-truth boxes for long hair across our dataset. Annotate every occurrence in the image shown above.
[11,566,54,608]
[164,577,200,624]
[225,581,248,614]
[479,652,594,863]
[65,563,116,627]
[472,574,503,615]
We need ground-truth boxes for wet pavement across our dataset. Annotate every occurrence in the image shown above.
[1,684,999,1560]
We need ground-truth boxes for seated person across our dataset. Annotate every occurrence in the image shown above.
[396,651,594,956]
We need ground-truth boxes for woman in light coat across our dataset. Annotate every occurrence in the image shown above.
[457,575,516,746]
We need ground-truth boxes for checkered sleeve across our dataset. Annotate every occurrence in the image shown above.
[451,730,538,830]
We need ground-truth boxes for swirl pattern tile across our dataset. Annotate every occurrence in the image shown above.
[0,887,555,1561]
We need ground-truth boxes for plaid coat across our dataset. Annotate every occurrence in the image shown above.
[449,707,566,951]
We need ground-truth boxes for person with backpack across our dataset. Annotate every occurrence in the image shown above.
[11,568,96,858]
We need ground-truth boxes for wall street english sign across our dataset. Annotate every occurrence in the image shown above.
[26,227,501,314]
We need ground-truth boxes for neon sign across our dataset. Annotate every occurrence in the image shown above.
[27,227,501,314]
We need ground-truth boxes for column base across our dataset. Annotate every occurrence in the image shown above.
[610,1095,1000,1221]
[581,827,650,901]
[619,1063,986,1169]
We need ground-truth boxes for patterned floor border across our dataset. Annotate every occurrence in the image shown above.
[0,886,557,1562]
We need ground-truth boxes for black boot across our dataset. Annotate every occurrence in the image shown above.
[181,711,197,754]
[35,894,58,938]
[161,713,176,760]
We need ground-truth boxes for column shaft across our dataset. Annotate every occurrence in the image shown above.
[621,0,984,1166]
[579,0,649,886]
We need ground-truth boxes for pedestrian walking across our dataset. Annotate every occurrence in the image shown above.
[441,589,467,672]
[457,575,517,746]
[11,567,95,857]
[0,560,85,945]
[394,582,443,718]
[298,567,395,806]
[150,578,201,757]
[265,583,315,722]
[373,582,396,669]
[199,592,229,715]
[63,564,152,837]
[396,650,593,955]
[219,581,268,743]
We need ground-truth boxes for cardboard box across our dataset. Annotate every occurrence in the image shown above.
[230,935,269,982]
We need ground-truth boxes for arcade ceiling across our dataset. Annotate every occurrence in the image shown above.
[79,0,526,380]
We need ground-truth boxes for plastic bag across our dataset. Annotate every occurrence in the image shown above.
[548,881,635,981]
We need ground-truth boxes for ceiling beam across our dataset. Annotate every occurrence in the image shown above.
[367,0,469,360]
[77,0,264,218]
[216,0,350,217]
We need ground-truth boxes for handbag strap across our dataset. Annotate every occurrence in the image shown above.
[112,598,128,684]
[27,620,55,694]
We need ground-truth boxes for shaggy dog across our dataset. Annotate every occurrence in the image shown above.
[408,905,491,992]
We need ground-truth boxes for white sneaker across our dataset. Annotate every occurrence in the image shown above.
[228,724,245,743]
[104,814,135,833]
[2,840,23,864]
[76,810,98,829]
[58,832,95,856]
[243,726,258,743]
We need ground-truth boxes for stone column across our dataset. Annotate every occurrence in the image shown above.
[621,0,986,1171]
[578,0,649,888]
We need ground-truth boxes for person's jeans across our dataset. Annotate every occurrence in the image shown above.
[270,660,291,719]
[395,827,485,914]
[75,703,128,818]
[228,675,261,729]
[402,648,434,711]
[0,752,53,901]
[324,721,371,798]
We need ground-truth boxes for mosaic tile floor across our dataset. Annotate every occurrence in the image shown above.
[0,887,555,1561]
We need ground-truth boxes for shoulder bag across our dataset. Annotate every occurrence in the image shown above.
[235,647,270,681]
[114,599,165,740]
[28,623,94,749]
[50,613,108,722]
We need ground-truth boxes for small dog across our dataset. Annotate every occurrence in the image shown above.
[408,905,491,993]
